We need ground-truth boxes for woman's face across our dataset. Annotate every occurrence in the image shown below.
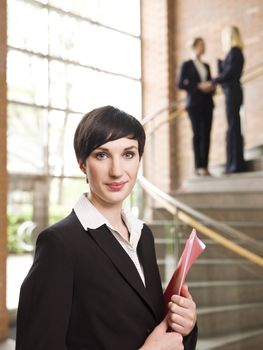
[194,40,205,56]
[81,137,141,209]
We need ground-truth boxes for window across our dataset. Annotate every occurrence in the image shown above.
[6,0,141,310]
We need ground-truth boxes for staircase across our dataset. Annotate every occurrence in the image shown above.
[147,171,263,350]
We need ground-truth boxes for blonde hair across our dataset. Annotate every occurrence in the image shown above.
[221,26,244,52]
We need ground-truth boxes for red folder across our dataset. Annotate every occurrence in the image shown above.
[163,228,206,306]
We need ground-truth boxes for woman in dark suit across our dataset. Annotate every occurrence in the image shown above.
[16,106,198,350]
[177,37,214,176]
[212,26,245,173]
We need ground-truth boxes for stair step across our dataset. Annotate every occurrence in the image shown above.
[225,222,263,239]
[188,259,261,281]
[197,302,263,337]
[175,191,263,207]
[151,208,174,220]
[148,222,175,239]
[155,238,263,264]
[189,280,263,307]
[150,220,263,249]
[179,171,263,193]
[197,328,263,350]
[246,157,263,172]
[153,220,263,241]
[197,207,263,223]
[157,256,261,281]
[182,239,258,259]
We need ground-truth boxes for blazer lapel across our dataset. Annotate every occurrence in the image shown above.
[87,225,157,319]
[137,227,165,321]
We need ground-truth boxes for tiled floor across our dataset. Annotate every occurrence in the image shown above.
[0,339,15,350]
[5,254,33,346]
[7,254,33,310]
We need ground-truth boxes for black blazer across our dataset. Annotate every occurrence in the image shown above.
[213,47,244,88]
[16,211,197,350]
[177,59,214,109]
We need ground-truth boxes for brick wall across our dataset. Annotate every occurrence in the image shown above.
[141,0,171,192]
[142,0,263,190]
[0,0,8,339]
[173,0,263,186]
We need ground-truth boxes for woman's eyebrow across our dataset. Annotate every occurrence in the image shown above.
[95,145,138,151]
[123,145,138,150]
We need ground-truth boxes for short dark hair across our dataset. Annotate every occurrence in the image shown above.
[74,105,146,165]
[191,37,204,48]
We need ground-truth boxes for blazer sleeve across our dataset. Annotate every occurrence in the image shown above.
[177,61,199,91]
[16,230,74,350]
[213,48,242,84]
[217,59,223,73]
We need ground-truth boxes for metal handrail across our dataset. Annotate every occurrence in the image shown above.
[138,175,263,267]
[141,100,182,126]
[145,106,186,136]
[242,64,263,84]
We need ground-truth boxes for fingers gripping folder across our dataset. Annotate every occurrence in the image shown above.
[163,228,206,305]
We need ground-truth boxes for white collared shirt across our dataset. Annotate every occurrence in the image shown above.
[193,58,208,82]
[74,193,146,285]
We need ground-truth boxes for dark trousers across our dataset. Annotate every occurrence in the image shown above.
[187,104,213,169]
[224,86,245,173]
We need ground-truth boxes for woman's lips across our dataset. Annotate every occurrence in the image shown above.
[106,181,127,191]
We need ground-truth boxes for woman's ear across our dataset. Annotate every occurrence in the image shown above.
[78,160,86,174]
[79,160,89,183]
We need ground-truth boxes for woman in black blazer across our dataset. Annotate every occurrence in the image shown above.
[177,37,214,176]
[212,26,245,173]
[16,106,198,350]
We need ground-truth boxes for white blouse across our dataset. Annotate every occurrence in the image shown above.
[193,58,208,82]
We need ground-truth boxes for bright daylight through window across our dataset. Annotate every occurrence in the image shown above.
[6,0,141,310]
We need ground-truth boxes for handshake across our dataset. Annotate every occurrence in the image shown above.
[198,81,215,93]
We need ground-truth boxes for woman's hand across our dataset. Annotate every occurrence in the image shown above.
[166,284,197,336]
[139,318,184,350]
[198,81,214,93]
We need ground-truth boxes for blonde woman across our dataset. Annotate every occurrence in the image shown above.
[213,26,245,173]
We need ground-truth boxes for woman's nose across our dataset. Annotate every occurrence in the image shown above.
[109,157,123,177]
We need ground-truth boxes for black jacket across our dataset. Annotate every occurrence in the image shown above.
[16,211,197,350]
[177,59,214,109]
[213,47,244,88]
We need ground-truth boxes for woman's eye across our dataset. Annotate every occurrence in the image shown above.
[96,152,108,160]
[124,151,134,159]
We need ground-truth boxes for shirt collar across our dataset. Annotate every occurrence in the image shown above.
[73,193,144,244]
